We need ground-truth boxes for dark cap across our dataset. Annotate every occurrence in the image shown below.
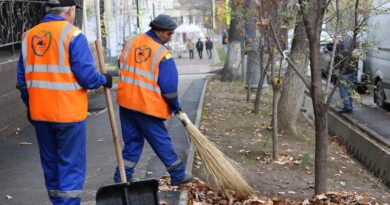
[149,14,177,30]
[47,0,82,8]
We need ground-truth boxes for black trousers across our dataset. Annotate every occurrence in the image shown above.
[197,50,203,59]
[189,50,194,59]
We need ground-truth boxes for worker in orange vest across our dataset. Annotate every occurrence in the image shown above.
[16,0,112,204]
[115,14,191,185]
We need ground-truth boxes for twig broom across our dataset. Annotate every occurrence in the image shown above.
[177,112,254,196]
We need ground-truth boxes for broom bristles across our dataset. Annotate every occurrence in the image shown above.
[179,113,254,195]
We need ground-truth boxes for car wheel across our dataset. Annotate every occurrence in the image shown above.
[374,80,385,108]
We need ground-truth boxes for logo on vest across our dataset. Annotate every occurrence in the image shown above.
[135,46,152,63]
[32,31,52,56]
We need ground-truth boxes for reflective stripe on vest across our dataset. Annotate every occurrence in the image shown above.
[58,24,73,68]
[26,80,82,90]
[25,64,72,74]
[120,75,161,93]
[48,190,83,198]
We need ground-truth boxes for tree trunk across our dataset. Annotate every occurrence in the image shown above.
[299,0,328,194]
[270,49,279,161]
[308,26,328,196]
[222,2,242,82]
[277,20,308,134]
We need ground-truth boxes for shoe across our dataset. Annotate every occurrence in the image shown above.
[171,173,192,186]
[338,109,352,114]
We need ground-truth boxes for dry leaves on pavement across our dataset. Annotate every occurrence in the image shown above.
[158,176,383,205]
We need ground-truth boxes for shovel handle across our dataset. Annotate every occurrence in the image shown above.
[95,40,127,183]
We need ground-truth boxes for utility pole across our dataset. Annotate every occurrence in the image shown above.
[82,0,87,35]
[136,0,141,33]
[152,2,156,19]
[128,0,132,37]
[212,0,216,71]
[95,0,102,43]
[123,0,127,42]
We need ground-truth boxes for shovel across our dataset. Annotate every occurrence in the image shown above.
[94,40,159,205]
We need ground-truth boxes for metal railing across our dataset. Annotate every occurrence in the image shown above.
[0,0,83,51]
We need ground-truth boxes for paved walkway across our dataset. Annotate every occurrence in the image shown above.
[0,56,216,205]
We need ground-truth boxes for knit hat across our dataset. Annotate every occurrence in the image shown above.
[47,0,82,8]
[149,14,177,30]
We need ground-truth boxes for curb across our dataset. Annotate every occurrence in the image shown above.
[178,78,209,205]
[302,94,390,187]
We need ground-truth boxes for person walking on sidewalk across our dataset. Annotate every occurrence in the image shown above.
[196,38,204,59]
[16,0,112,204]
[186,39,195,59]
[115,14,191,186]
[205,37,213,59]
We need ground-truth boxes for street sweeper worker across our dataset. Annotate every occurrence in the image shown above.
[115,14,191,185]
[16,0,112,204]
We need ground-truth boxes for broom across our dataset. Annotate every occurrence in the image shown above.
[177,112,254,196]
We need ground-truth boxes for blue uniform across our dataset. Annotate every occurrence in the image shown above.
[114,31,186,184]
[17,14,107,205]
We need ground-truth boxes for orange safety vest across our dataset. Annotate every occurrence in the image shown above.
[117,34,172,119]
[21,21,88,123]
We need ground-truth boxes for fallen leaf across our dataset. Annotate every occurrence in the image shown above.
[316,193,327,200]
[287,191,296,195]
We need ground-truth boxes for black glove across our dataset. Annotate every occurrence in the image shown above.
[174,108,182,115]
[103,73,112,89]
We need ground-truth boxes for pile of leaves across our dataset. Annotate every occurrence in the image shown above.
[158,176,384,205]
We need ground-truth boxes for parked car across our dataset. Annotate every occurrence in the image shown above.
[365,48,390,107]
[363,2,390,108]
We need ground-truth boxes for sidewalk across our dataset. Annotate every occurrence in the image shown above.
[0,57,212,205]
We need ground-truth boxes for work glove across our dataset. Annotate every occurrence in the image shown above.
[103,73,113,89]
[175,111,191,127]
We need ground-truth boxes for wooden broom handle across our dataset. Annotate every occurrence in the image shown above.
[95,40,127,183]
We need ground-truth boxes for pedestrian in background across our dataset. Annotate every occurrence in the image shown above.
[16,0,112,204]
[222,32,228,54]
[186,39,194,59]
[116,14,191,186]
[205,37,213,59]
[196,38,204,59]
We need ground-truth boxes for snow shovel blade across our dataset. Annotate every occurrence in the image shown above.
[96,179,159,205]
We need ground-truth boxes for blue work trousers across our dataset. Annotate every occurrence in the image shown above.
[34,121,86,205]
[339,73,354,111]
[114,107,185,183]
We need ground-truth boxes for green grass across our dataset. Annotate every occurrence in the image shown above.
[217,48,226,62]
[300,153,311,169]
